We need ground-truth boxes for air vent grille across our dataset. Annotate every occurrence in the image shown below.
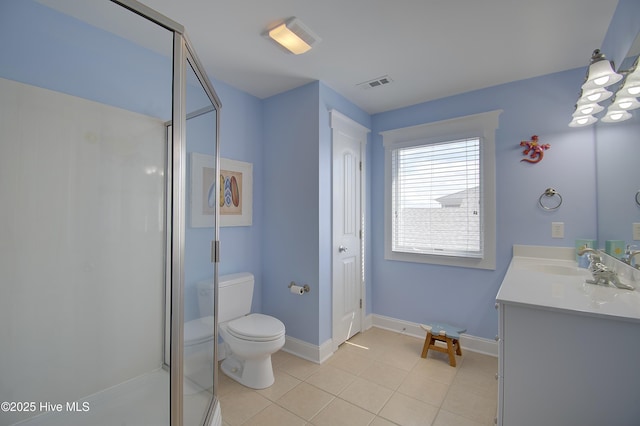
[357,75,394,89]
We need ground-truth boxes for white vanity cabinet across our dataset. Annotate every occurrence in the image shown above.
[496,246,640,426]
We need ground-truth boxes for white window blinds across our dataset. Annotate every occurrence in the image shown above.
[391,138,482,258]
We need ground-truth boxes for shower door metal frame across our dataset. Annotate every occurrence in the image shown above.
[110,1,222,425]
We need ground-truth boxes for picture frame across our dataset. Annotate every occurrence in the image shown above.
[190,152,253,228]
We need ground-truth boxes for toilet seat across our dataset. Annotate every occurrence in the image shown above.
[227,313,285,342]
[184,316,214,345]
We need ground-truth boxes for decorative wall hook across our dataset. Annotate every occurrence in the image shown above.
[520,135,550,164]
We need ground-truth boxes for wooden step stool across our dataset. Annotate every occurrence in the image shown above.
[420,323,466,367]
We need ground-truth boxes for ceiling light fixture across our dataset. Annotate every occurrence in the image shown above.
[569,50,639,127]
[266,17,320,55]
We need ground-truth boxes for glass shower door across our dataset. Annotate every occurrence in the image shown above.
[179,56,220,425]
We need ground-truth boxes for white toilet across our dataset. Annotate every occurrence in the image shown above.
[184,272,285,391]
[218,272,285,389]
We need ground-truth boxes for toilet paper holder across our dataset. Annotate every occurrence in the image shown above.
[288,282,310,293]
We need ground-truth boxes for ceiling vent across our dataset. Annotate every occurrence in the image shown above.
[357,75,394,89]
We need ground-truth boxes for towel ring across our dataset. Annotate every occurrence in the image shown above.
[636,190,640,207]
[539,188,562,211]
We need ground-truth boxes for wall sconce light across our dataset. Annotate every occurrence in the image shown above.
[569,49,639,127]
[266,17,321,55]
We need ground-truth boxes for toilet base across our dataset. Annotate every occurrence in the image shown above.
[220,354,275,389]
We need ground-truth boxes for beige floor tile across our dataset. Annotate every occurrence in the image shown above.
[277,354,322,380]
[218,390,272,426]
[458,351,498,375]
[378,393,438,426]
[310,398,375,426]
[432,409,485,426]
[397,372,449,407]
[255,369,302,401]
[276,382,334,421]
[327,348,375,375]
[217,368,250,397]
[271,350,300,368]
[369,416,400,426]
[358,361,409,390]
[410,357,458,385]
[441,383,497,425]
[217,328,498,426]
[338,377,394,414]
[305,364,358,395]
[452,367,498,397]
[376,345,421,372]
[243,404,307,426]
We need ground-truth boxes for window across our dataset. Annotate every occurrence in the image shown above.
[382,110,501,270]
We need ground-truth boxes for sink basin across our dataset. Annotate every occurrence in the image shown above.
[522,264,585,276]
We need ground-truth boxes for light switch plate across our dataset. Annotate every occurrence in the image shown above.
[552,222,564,239]
[633,223,640,241]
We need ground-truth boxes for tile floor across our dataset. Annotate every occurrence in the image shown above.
[218,327,498,426]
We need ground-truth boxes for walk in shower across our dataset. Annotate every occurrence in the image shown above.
[0,1,221,425]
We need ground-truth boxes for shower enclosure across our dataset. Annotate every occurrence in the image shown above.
[0,1,221,425]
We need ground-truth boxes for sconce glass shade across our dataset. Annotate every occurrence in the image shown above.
[572,102,604,116]
[601,110,632,123]
[618,76,640,97]
[610,96,640,111]
[577,87,613,104]
[569,115,598,127]
[581,50,622,90]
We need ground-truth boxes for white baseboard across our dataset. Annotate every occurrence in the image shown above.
[263,314,497,365]
[282,335,334,364]
[369,314,498,357]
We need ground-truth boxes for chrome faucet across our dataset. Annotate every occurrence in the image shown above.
[623,245,640,269]
[628,251,640,270]
[577,247,634,290]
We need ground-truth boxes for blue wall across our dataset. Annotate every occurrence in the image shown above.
[370,68,598,339]
[214,78,264,314]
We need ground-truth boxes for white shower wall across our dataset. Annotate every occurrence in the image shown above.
[0,77,166,425]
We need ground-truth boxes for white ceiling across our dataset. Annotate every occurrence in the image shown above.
[47,0,622,114]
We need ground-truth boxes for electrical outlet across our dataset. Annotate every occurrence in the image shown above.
[633,223,640,241]
[552,222,564,239]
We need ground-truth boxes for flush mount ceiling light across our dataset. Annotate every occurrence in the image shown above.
[266,17,321,55]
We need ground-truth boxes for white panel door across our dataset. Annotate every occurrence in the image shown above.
[332,111,366,349]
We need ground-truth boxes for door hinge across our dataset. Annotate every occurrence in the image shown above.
[359,298,362,309]
[359,161,362,171]
[359,229,362,239]
[211,240,220,263]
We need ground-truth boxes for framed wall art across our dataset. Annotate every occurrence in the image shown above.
[190,153,253,228]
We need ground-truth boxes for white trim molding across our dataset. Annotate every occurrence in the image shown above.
[282,336,334,364]
[381,110,502,270]
[369,314,498,357]
[272,315,497,365]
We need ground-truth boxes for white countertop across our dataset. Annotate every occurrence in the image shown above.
[496,245,640,323]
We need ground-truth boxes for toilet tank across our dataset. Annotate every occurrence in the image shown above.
[196,272,254,322]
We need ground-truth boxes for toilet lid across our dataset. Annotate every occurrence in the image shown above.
[184,316,215,345]
[227,313,285,342]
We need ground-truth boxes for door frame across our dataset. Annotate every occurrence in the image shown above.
[330,109,370,352]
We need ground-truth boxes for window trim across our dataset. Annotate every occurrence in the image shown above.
[382,110,501,270]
